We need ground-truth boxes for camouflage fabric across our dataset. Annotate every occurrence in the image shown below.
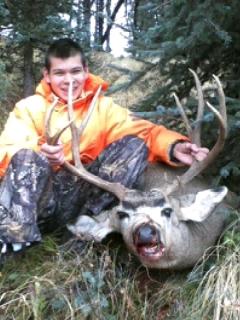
[0,136,148,245]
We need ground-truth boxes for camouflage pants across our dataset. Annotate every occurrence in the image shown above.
[0,136,148,244]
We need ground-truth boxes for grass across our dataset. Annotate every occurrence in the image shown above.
[0,214,239,320]
[0,231,195,320]
[178,215,240,320]
[191,247,240,320]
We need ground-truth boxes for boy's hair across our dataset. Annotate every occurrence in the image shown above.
[45,38,87,71]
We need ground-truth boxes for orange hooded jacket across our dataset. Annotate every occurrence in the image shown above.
[0,73,188,177]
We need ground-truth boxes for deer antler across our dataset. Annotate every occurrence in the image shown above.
[45,96,74,145]
[167,69,227,195]
[45,81,127,200]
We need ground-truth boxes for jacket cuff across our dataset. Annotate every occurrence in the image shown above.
[169,139,187,163]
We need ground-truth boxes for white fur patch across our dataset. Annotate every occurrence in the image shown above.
[180,187,228,222]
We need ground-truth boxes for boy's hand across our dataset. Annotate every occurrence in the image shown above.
[173,142,209,166]
[40,142,65,166]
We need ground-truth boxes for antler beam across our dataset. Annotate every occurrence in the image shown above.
[45,81,127,201]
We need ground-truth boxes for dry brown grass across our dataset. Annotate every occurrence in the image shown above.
[179,216,240,320]
[1,218,239,320]
[1,236,184,320]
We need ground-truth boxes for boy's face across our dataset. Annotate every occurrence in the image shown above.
[43,54,88,102]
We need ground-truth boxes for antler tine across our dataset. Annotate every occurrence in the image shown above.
[173,93,192,139]
[166,73,227,195]
[172,69,205,144]
[77,85,102,137]
[213,74,227,124]
[189,68,205,146]
[45,96,74,145]
[66,81,127,200]
[67,80,81,169]
[45,97,58,145]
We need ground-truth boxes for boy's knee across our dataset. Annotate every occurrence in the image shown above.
[11,149,49,168]
[12,149,38,161]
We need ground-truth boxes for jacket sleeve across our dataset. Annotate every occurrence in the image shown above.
[101,98,189,166]
[0,100,41,177]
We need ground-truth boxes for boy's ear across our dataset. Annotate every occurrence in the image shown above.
[43,68,50,83]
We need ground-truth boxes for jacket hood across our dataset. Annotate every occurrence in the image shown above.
[35,72,109,103]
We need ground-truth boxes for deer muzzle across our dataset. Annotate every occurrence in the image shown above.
[133,223,165,261]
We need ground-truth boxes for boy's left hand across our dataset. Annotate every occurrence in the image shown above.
[173,142,209,166]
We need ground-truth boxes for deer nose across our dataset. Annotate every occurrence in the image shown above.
[136,224,158,244]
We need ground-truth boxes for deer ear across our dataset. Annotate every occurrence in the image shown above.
[178,187,228,222]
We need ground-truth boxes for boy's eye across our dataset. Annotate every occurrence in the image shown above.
[53,71,64,76]
[71,68,83,74]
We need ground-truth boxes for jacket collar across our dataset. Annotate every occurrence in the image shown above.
[35,72,109,107]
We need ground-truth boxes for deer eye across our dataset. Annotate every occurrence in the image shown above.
[117,211,129,220]
[161,208,172,218]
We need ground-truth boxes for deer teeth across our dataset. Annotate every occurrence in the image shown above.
[12,243,23,252]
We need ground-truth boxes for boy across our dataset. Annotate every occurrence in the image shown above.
[0,38,208,254]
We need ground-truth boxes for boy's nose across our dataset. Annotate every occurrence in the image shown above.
[64,73,73,83]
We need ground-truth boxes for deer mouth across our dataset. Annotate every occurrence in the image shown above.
[133,224,165,260]
[135,243,165,261]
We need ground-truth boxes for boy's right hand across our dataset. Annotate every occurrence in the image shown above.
[40,142,65,166]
